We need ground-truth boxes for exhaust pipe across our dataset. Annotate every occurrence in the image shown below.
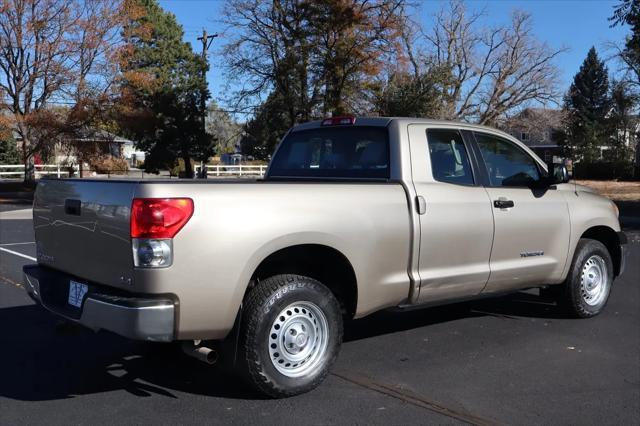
[182,341,218,365]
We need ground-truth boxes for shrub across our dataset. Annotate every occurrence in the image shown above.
[573,161,635,180]
[88,155,129,175]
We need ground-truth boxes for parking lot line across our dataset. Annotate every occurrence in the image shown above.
[0,247,36,262]
[0,242,35,246]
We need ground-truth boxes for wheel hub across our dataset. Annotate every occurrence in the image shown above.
[580,255,608,306]
[283,323,309,354]
[268,301,329,378]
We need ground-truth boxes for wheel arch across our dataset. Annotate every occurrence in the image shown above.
[247,244,358,318]
[580,226,623,276]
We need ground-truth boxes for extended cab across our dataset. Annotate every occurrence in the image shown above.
[23,117,628,397]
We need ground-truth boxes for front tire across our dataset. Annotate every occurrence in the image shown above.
[239,274,343,398]
[559,238,613,318]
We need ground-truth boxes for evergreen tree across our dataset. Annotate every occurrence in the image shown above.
[240,92,291,161]
[118,0,212,177]
[563,47,611,162]
[0,138,20,165]
[375,65,453,118]
[607,80,637,162]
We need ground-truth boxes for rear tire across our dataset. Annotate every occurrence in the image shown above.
[239,274,343,398]
[558,238,613,318]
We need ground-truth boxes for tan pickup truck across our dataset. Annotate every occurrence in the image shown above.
[23,117,627,397]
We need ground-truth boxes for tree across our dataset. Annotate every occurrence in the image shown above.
[0,116,19,164]
[421,1,566,125]
[306,0,405,115]
[563,47,611,162]
[206,102,242,155]
[222,0,316,128]
[374,65,453,117]
[607,80,637,162]
[222,0,407,119]
[240,91,291,160]
[610,0,640,87]
[0,0,125,181]
[118,0,212,177]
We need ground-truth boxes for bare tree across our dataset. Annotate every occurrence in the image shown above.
[221,0,317,126]
[0,0,124,181]
[222,0,408,119]
[423,0,567,125]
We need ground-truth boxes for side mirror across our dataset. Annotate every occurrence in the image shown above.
[545,162,570,184]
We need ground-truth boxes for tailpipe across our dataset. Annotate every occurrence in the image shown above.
[182,341,218,365]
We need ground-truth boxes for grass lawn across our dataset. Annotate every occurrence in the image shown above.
[575,180,640,202]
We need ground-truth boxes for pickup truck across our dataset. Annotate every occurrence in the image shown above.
[23,117,628,397]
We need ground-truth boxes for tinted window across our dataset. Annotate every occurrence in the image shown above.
[475,133,541,187]
[268,126,389,179]
[427,129,474,185]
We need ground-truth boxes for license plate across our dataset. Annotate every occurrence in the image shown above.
[68,280,88,308]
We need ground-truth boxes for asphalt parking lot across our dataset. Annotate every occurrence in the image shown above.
[0,202,638,425]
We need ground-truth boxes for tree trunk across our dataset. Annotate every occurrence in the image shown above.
[22,138,35,184]
[182,155,194,178]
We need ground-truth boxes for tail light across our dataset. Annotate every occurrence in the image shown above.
[130,198,194,268]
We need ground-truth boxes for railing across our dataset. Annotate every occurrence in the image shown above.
[1,164,268,179]
[195,164,267,177]
[0,164,77,178]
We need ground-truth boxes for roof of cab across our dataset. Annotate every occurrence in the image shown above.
[290,116,514,140]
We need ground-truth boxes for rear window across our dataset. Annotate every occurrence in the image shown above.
[268,126,390,179]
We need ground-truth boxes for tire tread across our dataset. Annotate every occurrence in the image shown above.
[240,274,342,398]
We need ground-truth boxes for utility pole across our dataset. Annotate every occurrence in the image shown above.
[197,29,218,178]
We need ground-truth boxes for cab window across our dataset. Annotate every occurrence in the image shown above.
[474,132,541,187]
[426,129,474,185]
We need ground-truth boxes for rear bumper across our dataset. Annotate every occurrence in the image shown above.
[617,231,628,277]
[23,265,175,342]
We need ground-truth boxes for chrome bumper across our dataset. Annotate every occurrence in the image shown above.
[23,265,175,342]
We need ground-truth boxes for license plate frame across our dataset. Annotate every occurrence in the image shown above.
[68,280,88,308]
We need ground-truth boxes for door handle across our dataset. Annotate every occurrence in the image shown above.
[493,199,514,209]
[416,195,426,215]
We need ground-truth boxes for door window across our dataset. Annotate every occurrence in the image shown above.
[426,129,474,185]
[474,133,541,187]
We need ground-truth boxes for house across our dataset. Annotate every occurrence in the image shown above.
[501,108,565,163]
[13,128,143,167]
[122,141,146,168]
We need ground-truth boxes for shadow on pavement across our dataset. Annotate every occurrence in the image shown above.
[0,290,568,403]
[344,291,569,342]
[0,305,259,402]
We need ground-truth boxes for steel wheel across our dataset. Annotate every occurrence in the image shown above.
[580,255,609,306]
[268,301,329,378]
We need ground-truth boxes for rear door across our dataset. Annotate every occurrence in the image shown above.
[407,125,494,304]
[470,131,570,294]
[34,179,137,288]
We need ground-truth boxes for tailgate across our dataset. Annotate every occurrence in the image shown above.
[33,179,137,288]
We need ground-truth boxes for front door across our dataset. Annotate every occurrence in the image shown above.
[408,125,494,304]
[471,131,571,294]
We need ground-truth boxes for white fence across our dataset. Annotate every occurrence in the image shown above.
[195,164,267,177]
[0,164,77,178]
[1,164,266,178]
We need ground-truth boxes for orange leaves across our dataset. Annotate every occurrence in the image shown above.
[122,70,158,92]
